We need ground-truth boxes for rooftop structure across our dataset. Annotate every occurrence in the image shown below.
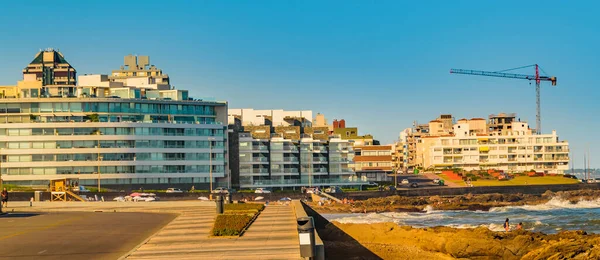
[109,55,170,90]
[22,48,77,86]
[228,109,312,127]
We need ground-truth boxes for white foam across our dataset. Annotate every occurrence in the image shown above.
[331,211,446,225]
[490,197,600,212]
[423,205,435,213]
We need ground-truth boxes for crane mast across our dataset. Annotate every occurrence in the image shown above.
[450,64,556,134]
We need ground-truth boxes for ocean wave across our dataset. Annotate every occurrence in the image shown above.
[331,211,446,225]
[490,197,600,212]
[448,223,506,232]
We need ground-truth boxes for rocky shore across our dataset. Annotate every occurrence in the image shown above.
[310,189,600,259]
[313,189,600,213]
[322,222,600,260]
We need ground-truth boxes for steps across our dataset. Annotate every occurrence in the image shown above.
[66,191,86,202]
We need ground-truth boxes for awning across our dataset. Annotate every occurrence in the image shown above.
[479,146,489,152]
[477,137,489,141]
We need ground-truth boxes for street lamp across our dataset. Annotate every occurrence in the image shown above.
[97,155,103,192]
[208,137,216,197]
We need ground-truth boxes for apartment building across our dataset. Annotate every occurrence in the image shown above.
[228,109,361,189]
[427,121,569,174]
[0,51,228,189]
[353,145,394,182]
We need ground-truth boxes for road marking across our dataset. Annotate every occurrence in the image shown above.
[0,216,83,241]
[38,250,47,254]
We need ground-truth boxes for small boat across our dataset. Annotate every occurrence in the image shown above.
[254,196,264,201]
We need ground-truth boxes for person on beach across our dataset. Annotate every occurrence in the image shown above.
[1,188,8,208]
[516,222,523,230]
[504,218,510,231]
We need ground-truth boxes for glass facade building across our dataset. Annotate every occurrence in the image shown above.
[0,98,228,187]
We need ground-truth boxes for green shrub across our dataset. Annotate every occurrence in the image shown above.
[212,214,253,236]
[3,184,34,192]
[224,203,264,212]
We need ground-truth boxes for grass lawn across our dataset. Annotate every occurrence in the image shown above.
[471,176,580,187]
[437,174,467,187]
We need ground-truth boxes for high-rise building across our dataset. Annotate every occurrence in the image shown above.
[228,109,362,189]
[0,51,228,189]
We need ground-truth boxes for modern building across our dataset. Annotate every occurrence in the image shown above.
[423,118,570,174]
[0,51,228,189]
[353,145,394,182]
[228,109,363,189]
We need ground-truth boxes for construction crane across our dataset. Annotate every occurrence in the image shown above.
[450,64,557,134]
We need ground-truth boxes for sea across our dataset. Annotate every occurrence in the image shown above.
[324,197,600,234]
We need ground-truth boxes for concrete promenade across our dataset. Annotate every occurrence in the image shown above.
[127,204,300,260]
[8,201,301,260]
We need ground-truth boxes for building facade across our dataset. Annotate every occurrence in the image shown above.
[353,145,394,182]
[0,51,228,189]
[427,121,570,174]
[229,109,363,189]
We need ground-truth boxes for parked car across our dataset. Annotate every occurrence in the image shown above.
[401,179,409,184]
[385,186,397,191]
[409,182,419,188]
[325,186,342,194]
[166,188,184,193]
[131,193,158,202]
[255,188,271,194]
[211,187,229,194]
[73,186,90,192]
[305,187,320,194]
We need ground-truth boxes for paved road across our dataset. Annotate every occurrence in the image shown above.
[0,212,176,260]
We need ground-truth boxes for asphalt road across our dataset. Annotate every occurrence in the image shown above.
[0,211,176,260]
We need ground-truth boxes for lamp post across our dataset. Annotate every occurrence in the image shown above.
[208,137,216,198]
[97,155,103,192]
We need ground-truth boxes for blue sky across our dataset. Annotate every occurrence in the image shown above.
[0,1,598,167]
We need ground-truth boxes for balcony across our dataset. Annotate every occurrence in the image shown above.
[283,157,299,163]
[253,168,269,174]
[312,158,328,163]
[252,157,269,162]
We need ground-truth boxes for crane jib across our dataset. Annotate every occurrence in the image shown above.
[450,69,555,82]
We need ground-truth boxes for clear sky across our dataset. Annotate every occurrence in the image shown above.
[0,1,598,167]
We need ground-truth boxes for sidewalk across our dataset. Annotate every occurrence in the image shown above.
[126,204,301,260]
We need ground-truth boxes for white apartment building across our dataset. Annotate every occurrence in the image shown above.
[428,121,570,174]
